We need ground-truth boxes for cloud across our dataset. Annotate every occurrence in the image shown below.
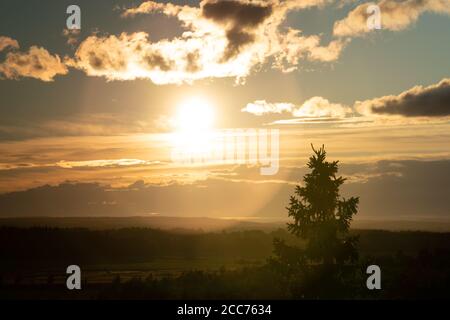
[0,178,285,218]
[9,0,447,84]
[66,0,344,84]
[0,1,346,84]
[0,36,19,52]
[201,0,273,61]
[0,45,68,81]
[1,159,449,220]
[241,100,294,116]
[243,96,353,120]
[55,159,160,169]
[293,96,353,118]
[356,78,450,117]
[121,0,194,18]
[67,29,260,84]
[122,0,333,18]
[273,29,350,71]
[342,159,450,219]
[62,29,81,47]
[246,78,450,125]
[0,159,159,172]
[202,1,273,27]
[334,0,450,37]
[0,113,162,141]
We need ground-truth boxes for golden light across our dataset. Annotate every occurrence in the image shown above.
[174,98,215,133]
[169,97,217,162]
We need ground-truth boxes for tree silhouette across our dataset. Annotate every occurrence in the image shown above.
[271,145,360,298]
[288,144,359,265]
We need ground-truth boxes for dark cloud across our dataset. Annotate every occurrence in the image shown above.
[0,179,284,218]
[202,0,273,61]
[142,51,174,71]
[1,160,449,221]
[342,159,450,219]
[202,0,273,27]
[185,50,201,73]
[223,27,255,61]
[87,49,126,72]
[357,78,450,117]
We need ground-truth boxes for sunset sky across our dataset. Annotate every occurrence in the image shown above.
[0,0,449,222]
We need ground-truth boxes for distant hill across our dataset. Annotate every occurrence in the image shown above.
[0,216,282,232]
[1,216,450,232]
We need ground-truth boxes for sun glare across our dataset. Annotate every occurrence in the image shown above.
[169,97,217,160]
[175,98,215,133]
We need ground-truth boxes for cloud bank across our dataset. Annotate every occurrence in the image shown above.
[1,159,449,219]
[334,0,450,37]
[244,78,450,125]
[0,37,68,82]
[242,96,353,120]
[66,0,346,84]
[2,1,449,84]
[356,78,450,117]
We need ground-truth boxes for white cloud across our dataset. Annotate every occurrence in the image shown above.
[68,0,344,84]
[243,96,353,120]
[334,0,450,37]
[242,100,294,116]
[273,29,350,72]
[293,96,353,118]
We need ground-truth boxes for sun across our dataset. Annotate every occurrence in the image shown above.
[174,97,215,133]
[169,97,217,162]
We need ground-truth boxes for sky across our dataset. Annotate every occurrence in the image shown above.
[0,0,449,222]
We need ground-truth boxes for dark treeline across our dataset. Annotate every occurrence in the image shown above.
[1,227,450,299]
[97,252,450,300]
[0,227,293,269]
[1,226,450,269]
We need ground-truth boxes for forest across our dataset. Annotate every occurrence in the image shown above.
[1,226,450,299]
